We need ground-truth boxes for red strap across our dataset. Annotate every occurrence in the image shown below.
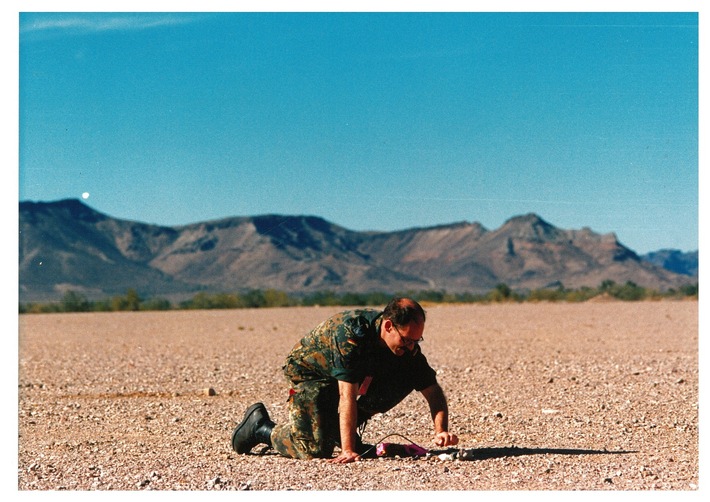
[358,376,373,395]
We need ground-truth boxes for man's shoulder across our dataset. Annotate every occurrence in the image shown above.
[326,308,380,325]
[322,309,381,342]
[334,308,380,318]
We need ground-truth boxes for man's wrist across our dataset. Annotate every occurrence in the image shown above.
[341,437,357,452]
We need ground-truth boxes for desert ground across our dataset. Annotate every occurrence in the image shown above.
[17,301,698,492]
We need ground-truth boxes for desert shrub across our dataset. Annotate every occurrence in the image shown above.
[595,280,645,300]
[240,289,268,308]
[111,289,142,311]
[564,287,598,302]
[301,290,341,306]
[181,292,237,309]
[528,288,564,302]
[20,302,62,314]
[679,283,699,297]
[487,283,522,302]
[140,297,172,311]
[20,280,699,314]
[61,291,91,312]
[263,289,293,308]
[91,299,113,312]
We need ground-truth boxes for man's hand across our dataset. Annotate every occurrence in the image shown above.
[327,450,361,464]
[421,384,459,448]
[434,431,459,447]
[331,380,360,464]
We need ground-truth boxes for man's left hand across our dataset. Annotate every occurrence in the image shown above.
[433,431,459,447]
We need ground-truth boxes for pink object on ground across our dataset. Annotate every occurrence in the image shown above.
[376,443,428,457]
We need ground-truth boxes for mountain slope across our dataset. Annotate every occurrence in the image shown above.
[19,200,192,301]
[18,199,695,302]
[148,214,430,293]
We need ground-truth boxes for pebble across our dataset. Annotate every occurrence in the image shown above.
[18,304,699,490]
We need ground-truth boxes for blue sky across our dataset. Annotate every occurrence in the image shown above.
[17,8,699,254]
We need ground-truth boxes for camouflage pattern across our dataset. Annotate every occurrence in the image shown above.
[270,309,438,459]
[270,379,341,459]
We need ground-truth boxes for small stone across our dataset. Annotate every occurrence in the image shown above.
[203,388,216,396]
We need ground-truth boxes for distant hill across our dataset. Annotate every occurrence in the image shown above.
[18,199,697,303]
[641,249,698,278]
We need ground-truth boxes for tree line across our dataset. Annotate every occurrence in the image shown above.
[19,280,698,314]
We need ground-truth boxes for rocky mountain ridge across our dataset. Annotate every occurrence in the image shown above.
[18,199,696,302]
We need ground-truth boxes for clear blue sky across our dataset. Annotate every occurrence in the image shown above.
[18,9,699,254]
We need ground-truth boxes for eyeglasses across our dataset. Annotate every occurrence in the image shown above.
[392,325,423,350]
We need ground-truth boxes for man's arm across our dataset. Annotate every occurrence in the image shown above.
[420,383,459,447]
[328,380,361,464]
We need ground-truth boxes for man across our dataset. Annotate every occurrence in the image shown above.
[231,297,458,463]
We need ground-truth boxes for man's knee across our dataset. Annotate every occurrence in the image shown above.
[272,429,335,459]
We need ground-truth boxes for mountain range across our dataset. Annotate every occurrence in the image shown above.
[18,199,697,303]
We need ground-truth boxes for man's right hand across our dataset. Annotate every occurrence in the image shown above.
[327,450,361,464]
[331,380,361,464]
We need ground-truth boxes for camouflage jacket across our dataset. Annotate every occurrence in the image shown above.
[283,309,437,391]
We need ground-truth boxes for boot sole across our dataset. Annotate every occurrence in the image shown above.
[231,402,265,453]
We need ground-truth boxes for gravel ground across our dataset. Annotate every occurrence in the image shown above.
[17,301,699,492]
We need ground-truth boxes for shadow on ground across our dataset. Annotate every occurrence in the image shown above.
[442,446,637,461]
[245,445,637,461]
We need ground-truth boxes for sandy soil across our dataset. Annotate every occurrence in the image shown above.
[17,301,698,491]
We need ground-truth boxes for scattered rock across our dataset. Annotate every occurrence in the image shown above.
[18,303,699,490]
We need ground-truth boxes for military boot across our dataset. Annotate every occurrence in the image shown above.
[231,402,275,454]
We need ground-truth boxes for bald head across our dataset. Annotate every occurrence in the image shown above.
[382,297,426,328]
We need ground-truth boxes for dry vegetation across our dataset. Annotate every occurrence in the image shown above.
[18,301,698,491]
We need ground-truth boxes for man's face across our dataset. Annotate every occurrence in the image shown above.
[381,319,424,356]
